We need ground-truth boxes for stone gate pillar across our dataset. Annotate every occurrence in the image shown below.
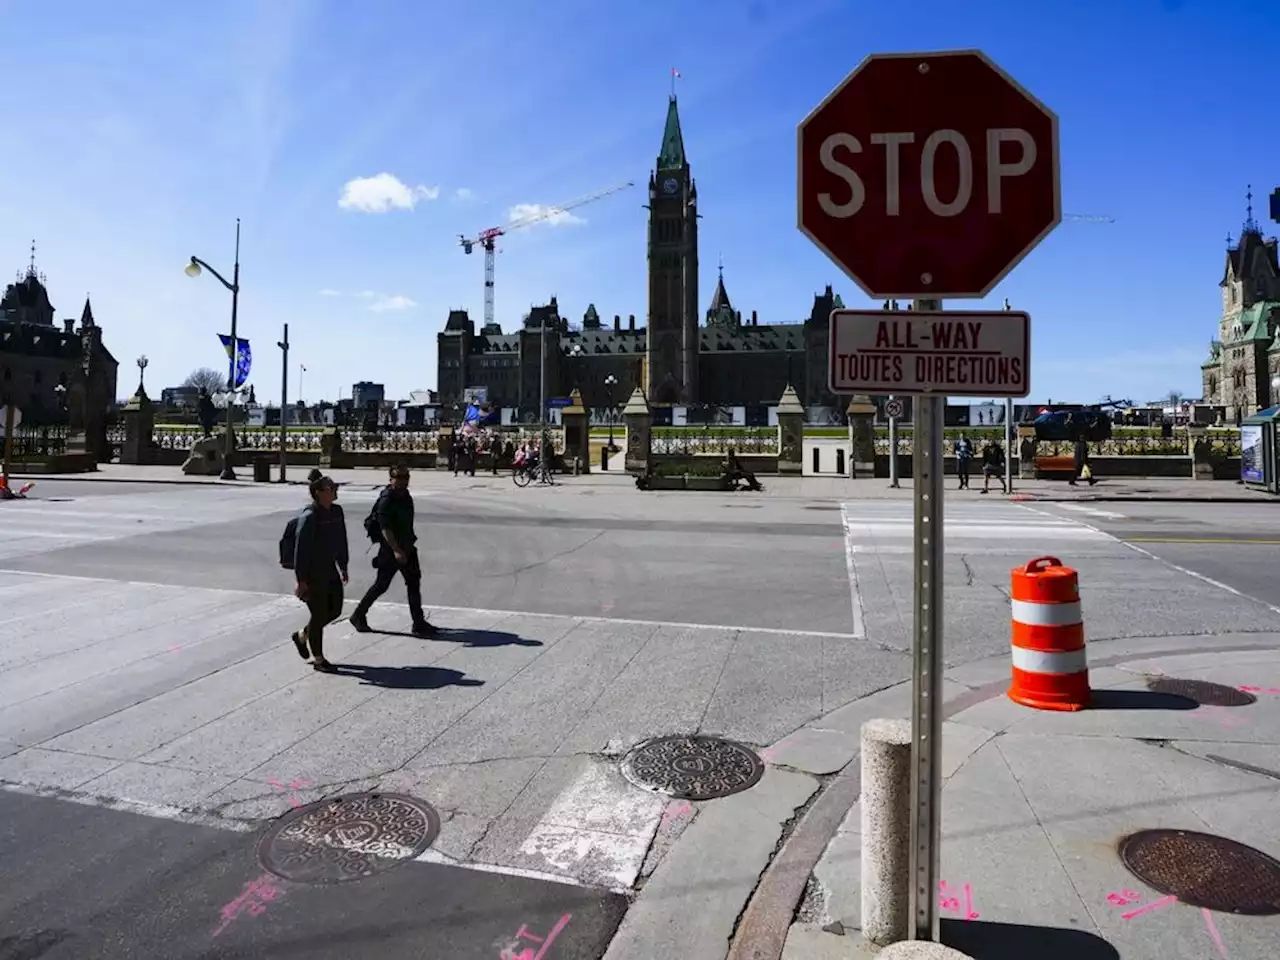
[776,385,805,476]
[847,395,877,478]
[119,387,156,465]
[560,388,590,474]
[622,387,651,475]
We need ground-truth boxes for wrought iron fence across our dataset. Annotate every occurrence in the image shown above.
[870,427,1241,457]
[652,426,778,455]
[9,425,68,458]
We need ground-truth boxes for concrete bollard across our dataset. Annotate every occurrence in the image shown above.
[878,942,974,959]
[861,718,913,945]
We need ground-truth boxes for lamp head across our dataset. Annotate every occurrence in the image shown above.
[184,259,201,278]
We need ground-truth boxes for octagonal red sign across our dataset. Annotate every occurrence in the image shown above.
[797,49,1060,299]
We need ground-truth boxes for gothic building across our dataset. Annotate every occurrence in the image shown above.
[436,94,844,417]
[0,248,119,425]
[1201,196,1280,421]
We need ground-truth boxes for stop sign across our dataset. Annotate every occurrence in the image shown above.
[797,50,1060,299]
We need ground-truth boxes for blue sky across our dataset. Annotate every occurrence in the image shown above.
[3,0,1278,406]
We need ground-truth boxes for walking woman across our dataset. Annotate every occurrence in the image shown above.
[291,474,349,673]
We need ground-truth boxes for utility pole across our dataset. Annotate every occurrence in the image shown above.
[1,398,15,490]
[1003,298,1014,495]
[277,324,289,483]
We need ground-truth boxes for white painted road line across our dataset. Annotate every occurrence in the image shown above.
[517,761,665,893]
[1056,503,1127,520]
[839,505,867,639]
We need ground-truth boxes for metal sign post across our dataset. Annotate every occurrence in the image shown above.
[1,401,16,488]
[908,298,945,942]
[277,324,289,483]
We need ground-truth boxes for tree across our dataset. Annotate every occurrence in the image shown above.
[183,367,227,395]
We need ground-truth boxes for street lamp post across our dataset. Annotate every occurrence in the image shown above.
[604,374,618,450]
[136,355,149,395]
[185,218,242,481]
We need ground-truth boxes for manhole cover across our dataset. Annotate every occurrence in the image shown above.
[803,504,841,511]
[1145,677,1257,707]
[1119,829,1280,915]
[621,735,764,800]
[257,792,439,884]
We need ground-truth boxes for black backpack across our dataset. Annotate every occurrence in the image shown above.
[279,507,310,569]
[363,490,387,544]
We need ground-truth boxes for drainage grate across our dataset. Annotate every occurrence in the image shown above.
[257,792,440,884]
[1119,829,1280,915]
[621,735,764,800]
[1145,677,1257,707]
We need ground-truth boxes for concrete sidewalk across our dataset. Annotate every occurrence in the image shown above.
[773,637,1280,959]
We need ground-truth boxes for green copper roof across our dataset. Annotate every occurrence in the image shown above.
[657,96,686,170]
[1244,301,1280,342]
[833,293,845,309]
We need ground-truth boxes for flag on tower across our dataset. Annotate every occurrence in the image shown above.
[671,67,681,78]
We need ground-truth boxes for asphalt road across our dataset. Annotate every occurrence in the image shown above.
[1037,501,1280,609]
[0,789,626,960]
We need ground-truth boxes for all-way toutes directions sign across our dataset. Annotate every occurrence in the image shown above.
[828,309,1030,397]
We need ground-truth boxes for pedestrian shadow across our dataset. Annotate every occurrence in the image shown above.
[943,918,1119,959]
[332,664,485,690]
[377,628,543,649]
[1089,689,1198,711]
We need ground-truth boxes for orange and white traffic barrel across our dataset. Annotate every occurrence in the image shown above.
[1008,555,1090,711]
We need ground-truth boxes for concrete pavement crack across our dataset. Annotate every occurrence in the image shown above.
[959,554,975,586]
[993,738,1104,937]
[695,630,741,735]
[481,529,608,584]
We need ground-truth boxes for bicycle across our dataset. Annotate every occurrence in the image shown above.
[512,461,555,487]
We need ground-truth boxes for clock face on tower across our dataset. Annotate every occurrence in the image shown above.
[662,178,678,195]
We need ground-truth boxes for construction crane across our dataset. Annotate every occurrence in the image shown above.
[459,181,635,329]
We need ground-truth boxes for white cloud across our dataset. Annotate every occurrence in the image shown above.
[454,187,474,201]
[357,290,377,299]
[367,294,417,313]
[338,173,440,213]
[318,288,342,297]
[507,203,585,227]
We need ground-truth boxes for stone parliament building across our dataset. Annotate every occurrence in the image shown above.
[1201,197,1280,422]
[0,250,119,442]
[437,95,846,422]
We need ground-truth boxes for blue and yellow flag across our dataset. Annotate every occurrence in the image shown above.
[218,335,252,389]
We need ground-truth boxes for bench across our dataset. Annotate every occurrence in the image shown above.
[1034,455,1076,480]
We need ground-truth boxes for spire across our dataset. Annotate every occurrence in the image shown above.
[709,259,731,313]
[26,239,36,278]
[1243,184,1260,237]
[657,95,686,171]
[80,296,95,328]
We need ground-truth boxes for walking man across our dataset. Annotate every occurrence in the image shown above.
[350,464,437,637]
[291,475,349,673]
[955,434,973,489]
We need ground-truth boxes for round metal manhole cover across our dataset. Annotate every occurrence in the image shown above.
[621,735,765,800]
[257,792,440,884]
[1119,829,1280,915]
[1145,677,1257,707]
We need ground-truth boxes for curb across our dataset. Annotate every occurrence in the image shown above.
[725,636,1280,960]
[10,474,291,487]
[1017,494,1276,504]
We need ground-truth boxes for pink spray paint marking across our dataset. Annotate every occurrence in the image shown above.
[1202,907,1230,958]
[267,778,311,809]
[660,800,694,829]
[212,873,284,938]
[758,747,776,762]
[937,881,980,921]
[166,644,182,654]
[499,913,572,960]
[1239,685,1280,695]
[1120,894,1177,920]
